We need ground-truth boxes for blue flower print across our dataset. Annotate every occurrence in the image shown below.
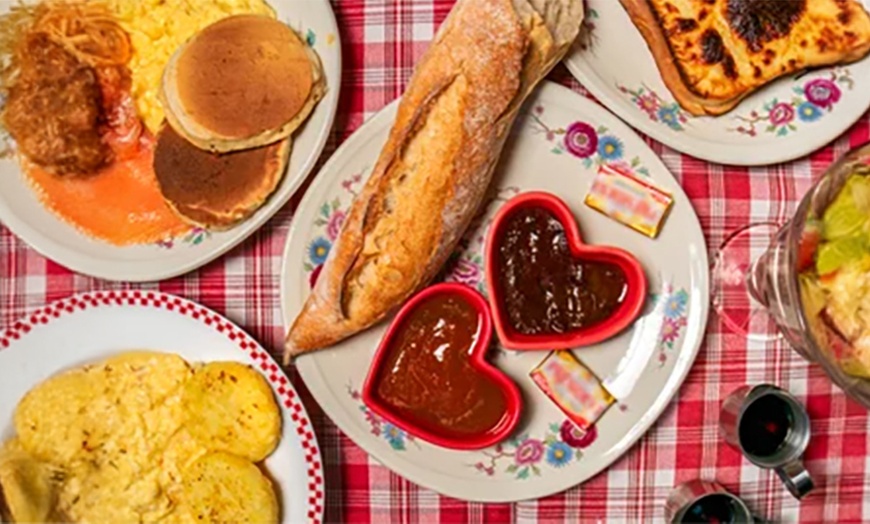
[546,441,574,467]
[597,135,624,161]
[664,290,688,319]
[382,423,406,450]
[797,102,822,123]
[657,105,682,130]
[308,237,331,265]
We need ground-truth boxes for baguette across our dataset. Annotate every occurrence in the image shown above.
[284,0,585,361]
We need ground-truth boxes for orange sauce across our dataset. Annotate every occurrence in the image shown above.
[25,134,190,246]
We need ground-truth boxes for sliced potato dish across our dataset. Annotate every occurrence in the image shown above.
[181,451,279,523]
[182,361,281,462]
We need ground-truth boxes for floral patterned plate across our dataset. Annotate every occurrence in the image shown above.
[280,82,709,502]
[563,0,870,166]
[0,0,340,282]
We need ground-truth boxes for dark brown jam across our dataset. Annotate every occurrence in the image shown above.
[496,207,627,335]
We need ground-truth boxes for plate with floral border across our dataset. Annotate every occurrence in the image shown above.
[0,290,324,523]
[0,0,340,282]
[562,0,870,166]
[280,81,709,502]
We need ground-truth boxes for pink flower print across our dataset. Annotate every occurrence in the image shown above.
[450,258,481,286]
[661,316,686,346]
[637,93,660,117]
[327,210,346,241]
[804,78,841,109]
[768,103,795,126]
[514,439,545,465]
[560,421,597,449]
[563,122,598,158]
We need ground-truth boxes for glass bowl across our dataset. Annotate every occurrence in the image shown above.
[751,141,870,407]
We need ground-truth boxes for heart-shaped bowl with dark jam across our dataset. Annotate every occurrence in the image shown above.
[485,191,647,350]
[361,283,522,450]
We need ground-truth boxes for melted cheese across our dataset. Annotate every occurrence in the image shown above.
[649,0,870,101]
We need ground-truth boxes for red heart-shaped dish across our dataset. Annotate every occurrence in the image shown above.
[485,191,647,350]
[362,283,522,450]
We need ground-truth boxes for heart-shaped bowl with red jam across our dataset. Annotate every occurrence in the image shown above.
[485,191,647,350]
[361,283,522,450]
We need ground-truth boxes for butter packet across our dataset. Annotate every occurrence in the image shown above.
[530,350,614,431]
[585,164,673,238]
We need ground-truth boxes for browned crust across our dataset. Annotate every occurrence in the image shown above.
[154,125,291,230]
[618,0,744,116]
[619,0,870,117]
[284,0,584,361]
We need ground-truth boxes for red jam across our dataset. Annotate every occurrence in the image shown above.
[372,295,507,438]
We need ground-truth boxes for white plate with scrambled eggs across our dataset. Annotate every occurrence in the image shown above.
[0,0,341,282]
[0,291,324,524]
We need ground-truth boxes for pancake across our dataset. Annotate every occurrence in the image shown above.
[160,14,325,153]
[153,125,291,229]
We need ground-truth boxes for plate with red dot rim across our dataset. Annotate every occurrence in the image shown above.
[0,290,324,524]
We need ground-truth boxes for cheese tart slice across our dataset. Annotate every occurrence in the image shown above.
[620,0,870,116]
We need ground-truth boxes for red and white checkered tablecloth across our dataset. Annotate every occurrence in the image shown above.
[3,1,870,522]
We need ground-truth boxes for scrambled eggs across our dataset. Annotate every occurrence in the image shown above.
[0,351,282,523]
[103,0,276,132]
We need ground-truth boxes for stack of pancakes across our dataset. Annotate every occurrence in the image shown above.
[154,14,325,229]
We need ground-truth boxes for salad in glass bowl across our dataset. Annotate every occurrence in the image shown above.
[746,142,870,407]
[799,154,870,380]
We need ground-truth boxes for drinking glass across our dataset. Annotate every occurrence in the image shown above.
[712,142,870,408]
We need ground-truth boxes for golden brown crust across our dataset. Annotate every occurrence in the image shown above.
[153,125,291,230]
[160,15,325,153]
[284,0,585,360]
[620,0,870,116]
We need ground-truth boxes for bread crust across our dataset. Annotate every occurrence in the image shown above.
[284,0,585,360]
[619,0,870,117]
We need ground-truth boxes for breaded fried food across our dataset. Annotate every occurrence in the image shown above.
[3,33,110,175]
[182,362,281,462]
[181,451,278,524]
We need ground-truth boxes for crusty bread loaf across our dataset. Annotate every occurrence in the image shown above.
[284,0,585,361]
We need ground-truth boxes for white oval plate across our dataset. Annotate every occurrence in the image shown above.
[563,0,870,166]
[0,0,341,282]
[281,82,709,502]
[0,290,324,524]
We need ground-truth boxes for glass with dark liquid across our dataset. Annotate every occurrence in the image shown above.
[720,385,814,499]
[664,480,754,523]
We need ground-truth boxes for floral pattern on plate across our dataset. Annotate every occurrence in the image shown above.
[348,386,419,451]
[155,227,210,249]
[618,84,690,132]
[653,284,690,367]
[529,105,651,177]
[731,69,853,137]
[472,421,598,479]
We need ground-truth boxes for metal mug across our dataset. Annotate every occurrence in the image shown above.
[665,480,755,523]
[720,384,814,499]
